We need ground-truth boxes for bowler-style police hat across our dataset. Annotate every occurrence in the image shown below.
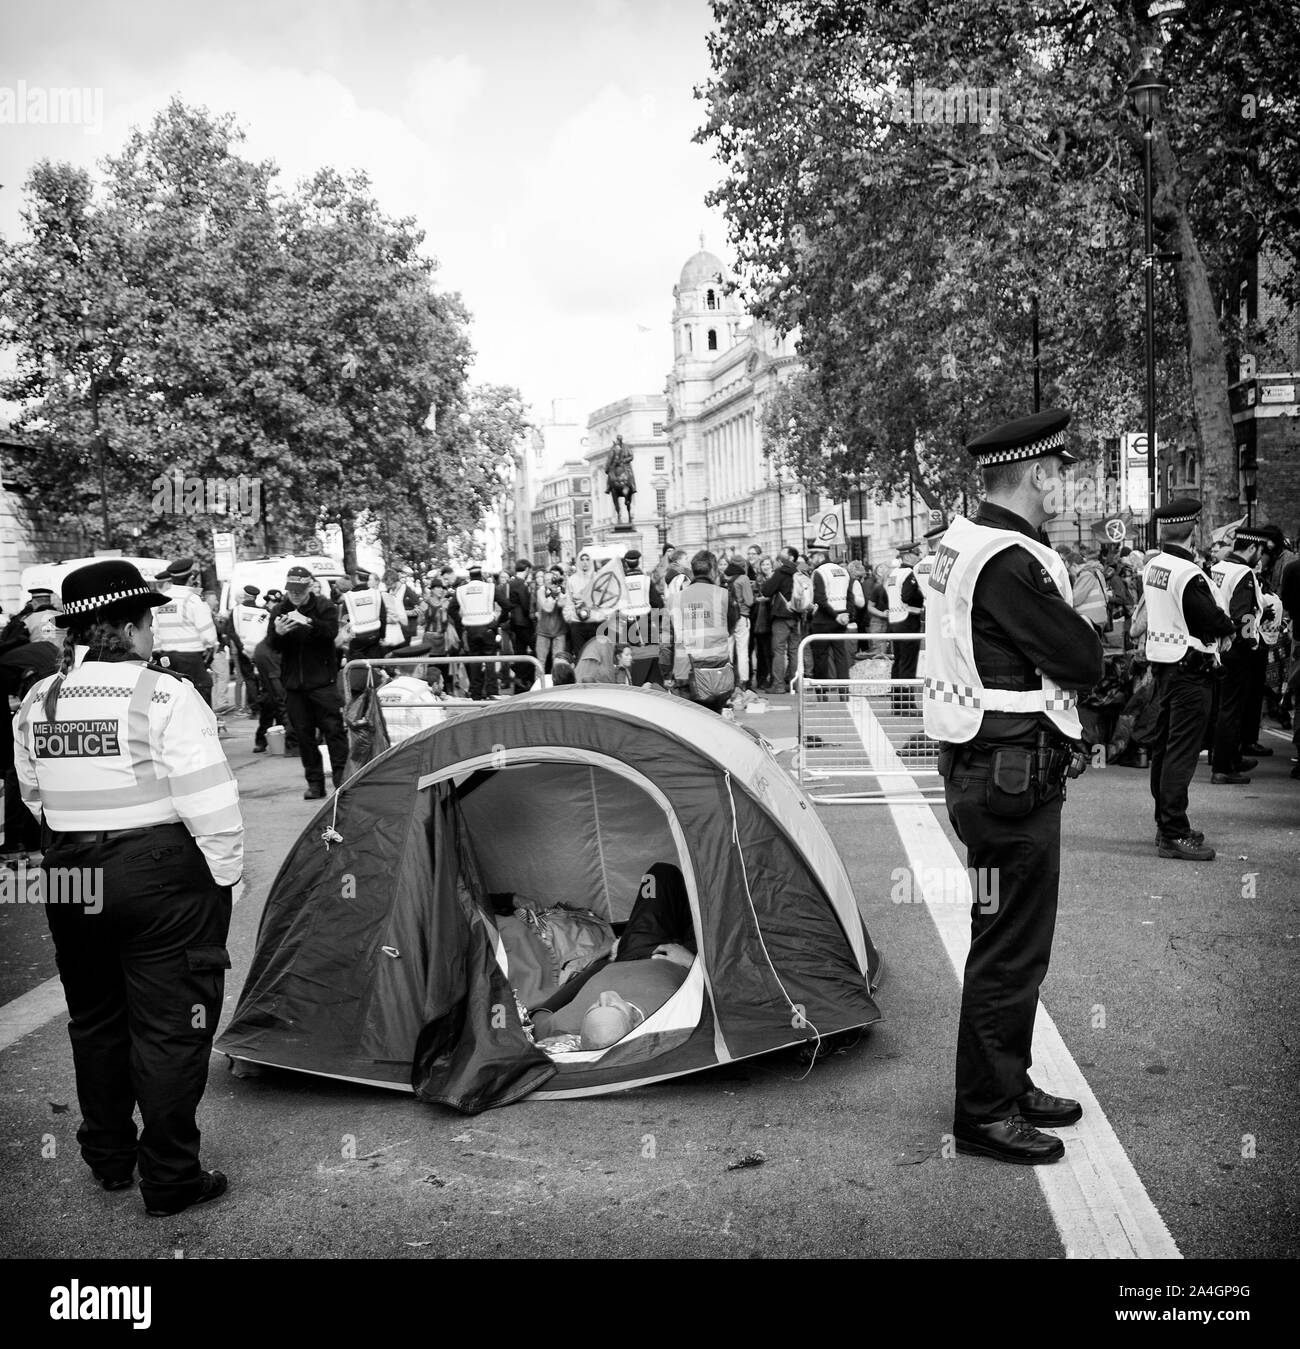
[56,561,170,629]
[966,409,1076,467]
[1153,497,1203,526]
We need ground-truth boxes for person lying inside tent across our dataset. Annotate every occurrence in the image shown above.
[531,862,696,1046]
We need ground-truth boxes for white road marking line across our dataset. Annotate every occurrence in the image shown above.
[0,975,66,1054]
[846,695,1182,1259]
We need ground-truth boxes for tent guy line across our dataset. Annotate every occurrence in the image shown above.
[845,694,1182,1259]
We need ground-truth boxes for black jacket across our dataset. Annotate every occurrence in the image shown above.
[761,558,796,605]
[267,593,340,690]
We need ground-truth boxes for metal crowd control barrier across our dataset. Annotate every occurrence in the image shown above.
[794,632,943,804]
[340,655,548,740]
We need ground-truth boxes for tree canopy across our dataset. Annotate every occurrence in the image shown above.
[0,99,525,572]
[697,0,1300,528]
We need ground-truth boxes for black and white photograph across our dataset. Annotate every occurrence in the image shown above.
[0,0,1295,1318]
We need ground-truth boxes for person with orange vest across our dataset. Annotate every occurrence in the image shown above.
[13,560,242,1216]
[922,409,1103,1166]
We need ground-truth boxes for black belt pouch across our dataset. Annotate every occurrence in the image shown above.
[987,746,1036,817]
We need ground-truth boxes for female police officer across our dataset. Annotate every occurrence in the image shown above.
[12,560,243,1215]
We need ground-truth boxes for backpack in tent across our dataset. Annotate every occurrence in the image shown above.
[217,684,882,1112]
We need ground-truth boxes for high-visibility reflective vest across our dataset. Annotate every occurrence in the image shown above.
[673,582,729,680]
[1145,552,1220,663]
[233,604,269,649]
[1072,564,1110,629]
[914,552,937,586]
[886,566,921,624]
[343,588,383,637]
[622,572,651,616]
[13,657,243,884]
[814,562,850,614]
[1209,558,1263,643]
[922,516,1083,742]
[458,580,495,628]
[152,585,218,653]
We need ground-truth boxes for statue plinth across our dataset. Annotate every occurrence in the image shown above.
[612,522,636,534]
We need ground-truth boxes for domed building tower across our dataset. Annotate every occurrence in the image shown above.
[672,239,744,362]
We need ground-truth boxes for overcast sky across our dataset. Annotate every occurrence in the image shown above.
[0,0,731,427]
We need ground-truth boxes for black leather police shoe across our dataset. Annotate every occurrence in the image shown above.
[953,1115,1065,1165]
[1241,743,1273,756]
[1156,829,1204,847]
[1158,835,1216,861]
[145,1169,228,1217]
[253,741,268,754]
[1210,772,1251,785]
[1234,757,1259,772]
[303,784,326,800]
[1016,1086,1083,1127]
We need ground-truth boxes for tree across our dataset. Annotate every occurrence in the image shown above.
[697,0,1300,528]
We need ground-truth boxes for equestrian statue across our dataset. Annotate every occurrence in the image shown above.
[604,435,637,527]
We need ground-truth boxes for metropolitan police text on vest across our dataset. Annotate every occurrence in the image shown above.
[33,720,120,757]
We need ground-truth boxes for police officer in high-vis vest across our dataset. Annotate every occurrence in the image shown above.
[887,541,925,715]
[1144,499,1235,859]
[923,409,1103,1165]
[13,561,242,1215]
[453,564,502,700]
[809,546,853,698]
[151,557,218,707]
[616,549,665,687]
[342,569,398,694]
[664,550,736,713]
[1208,524,1274,784]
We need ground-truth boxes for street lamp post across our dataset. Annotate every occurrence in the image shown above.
[1031,295,1041,413]
[1126,56,1170,547]
[1243,464,1258,528]
[81,318,112,548]
[703,496,710,553]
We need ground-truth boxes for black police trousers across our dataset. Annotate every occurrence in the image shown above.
[945,752,1063,1122]
[464,626,499,699]
[1213,650,1256,777]
[889,631,920,715]
[1151,659,1213,836]
[284,684,347,788]
[43,823,232,1210]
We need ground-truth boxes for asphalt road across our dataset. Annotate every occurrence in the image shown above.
[1,691,1296,1272]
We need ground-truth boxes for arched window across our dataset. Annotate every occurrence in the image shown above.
[707,329,718,351]
[706,289,717,310]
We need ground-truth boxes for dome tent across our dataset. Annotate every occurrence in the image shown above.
[218,685,882,1112]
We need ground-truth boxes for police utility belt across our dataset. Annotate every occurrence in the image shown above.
[937,732,1089,817]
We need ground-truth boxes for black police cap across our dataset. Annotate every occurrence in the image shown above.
[1153,497,1203,526]
[966,409,1075,467]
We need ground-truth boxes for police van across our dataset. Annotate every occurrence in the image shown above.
[217,555,348,618]
[20,555,173,607]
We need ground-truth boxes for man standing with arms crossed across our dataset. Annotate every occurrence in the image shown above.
[923,410,1103,1164]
